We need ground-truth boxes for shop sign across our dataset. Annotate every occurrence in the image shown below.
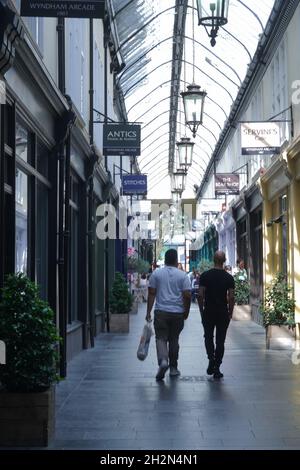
[103,124,141,156]
[21,0,105,18]
[241,122,281,155]
[215,173,240,196]
[122,175,147,196]
[199,199,224,214]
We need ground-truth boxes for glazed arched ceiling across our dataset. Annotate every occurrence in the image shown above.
[111,0,276,199]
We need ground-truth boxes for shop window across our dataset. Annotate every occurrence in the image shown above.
[280,195,288,276]
[250,208,263,300]
[1,104,15,285]
[15,122,51,297]
[16,124,28,162]
[36,182,49,299]
[69,176,79,323]
[15,169,28,274]
[236,217,248,268]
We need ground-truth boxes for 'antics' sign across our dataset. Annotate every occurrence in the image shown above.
[103,124,141,156]
[21,1,105,18]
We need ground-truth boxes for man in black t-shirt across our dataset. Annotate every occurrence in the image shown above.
[198,251,235,379]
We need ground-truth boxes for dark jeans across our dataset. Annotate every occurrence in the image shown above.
[202,311,230,366]
[154,311,184,368]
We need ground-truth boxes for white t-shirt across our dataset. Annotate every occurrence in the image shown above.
[149,266,191,314]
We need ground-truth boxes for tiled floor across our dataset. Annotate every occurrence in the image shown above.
[51,303,300,450]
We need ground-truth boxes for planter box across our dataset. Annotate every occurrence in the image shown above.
[266,325,296,350]
[110,313,129,333]
[232,304,251,321]
[130,300,138,315]
[0,386,55,447]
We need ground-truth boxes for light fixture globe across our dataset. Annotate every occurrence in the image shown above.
[171,169,187,195]
[181,84,206,138]
[177,137,194,168]
[196,0,229,47]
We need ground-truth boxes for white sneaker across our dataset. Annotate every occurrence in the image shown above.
[156,360,169,381]
[169,367,181,377]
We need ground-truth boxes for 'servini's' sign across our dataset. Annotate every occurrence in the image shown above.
[241,122,281,156]
[21,1,105,18]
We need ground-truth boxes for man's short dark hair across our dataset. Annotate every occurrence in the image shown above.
[165,249,178,266]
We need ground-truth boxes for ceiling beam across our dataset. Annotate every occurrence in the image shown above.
[168,0,189,174]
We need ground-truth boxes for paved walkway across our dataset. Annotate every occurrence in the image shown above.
[51,303,300,450]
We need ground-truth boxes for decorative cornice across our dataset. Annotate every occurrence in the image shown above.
[0,0,24,76]
[260,155,290,184]
[287,134,300,161]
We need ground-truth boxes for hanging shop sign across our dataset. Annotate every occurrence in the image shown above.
[241,122,281,155]
[103,124,141,156]
[122,175,147,196]
[215,173,240,196]
[199,199,224,214]
[20,0,105,18]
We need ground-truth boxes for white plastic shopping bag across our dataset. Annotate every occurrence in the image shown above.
[137,321,153,361]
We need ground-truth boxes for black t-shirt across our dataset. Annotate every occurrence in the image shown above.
[199,268,235,314]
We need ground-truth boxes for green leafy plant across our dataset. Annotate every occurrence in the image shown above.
[0,273,60,392]
[233,275,250,305]
[110,272,133,314]
[261,273,295,328]
[198,259,213,273]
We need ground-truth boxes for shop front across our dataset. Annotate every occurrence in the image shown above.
[288,138,300,331]
[245,184,263,324]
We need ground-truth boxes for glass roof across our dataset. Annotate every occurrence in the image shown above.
[111,0,276,199]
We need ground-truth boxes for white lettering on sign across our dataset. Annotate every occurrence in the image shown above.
[29,2,96,11]
[29,2,67,10]
[123,180,146,186]
[107,131,137,139]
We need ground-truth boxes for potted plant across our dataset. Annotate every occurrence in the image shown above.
[261,273,296,349]
[232,275,251,321]
[0,273,60,446]
[109,272,133,333]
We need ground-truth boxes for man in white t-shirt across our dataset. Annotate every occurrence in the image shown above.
[146,249,191,380]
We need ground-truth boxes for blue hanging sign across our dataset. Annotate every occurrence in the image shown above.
[122,175,147,195]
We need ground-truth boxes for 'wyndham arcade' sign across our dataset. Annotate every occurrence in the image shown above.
[21,0,105,18]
